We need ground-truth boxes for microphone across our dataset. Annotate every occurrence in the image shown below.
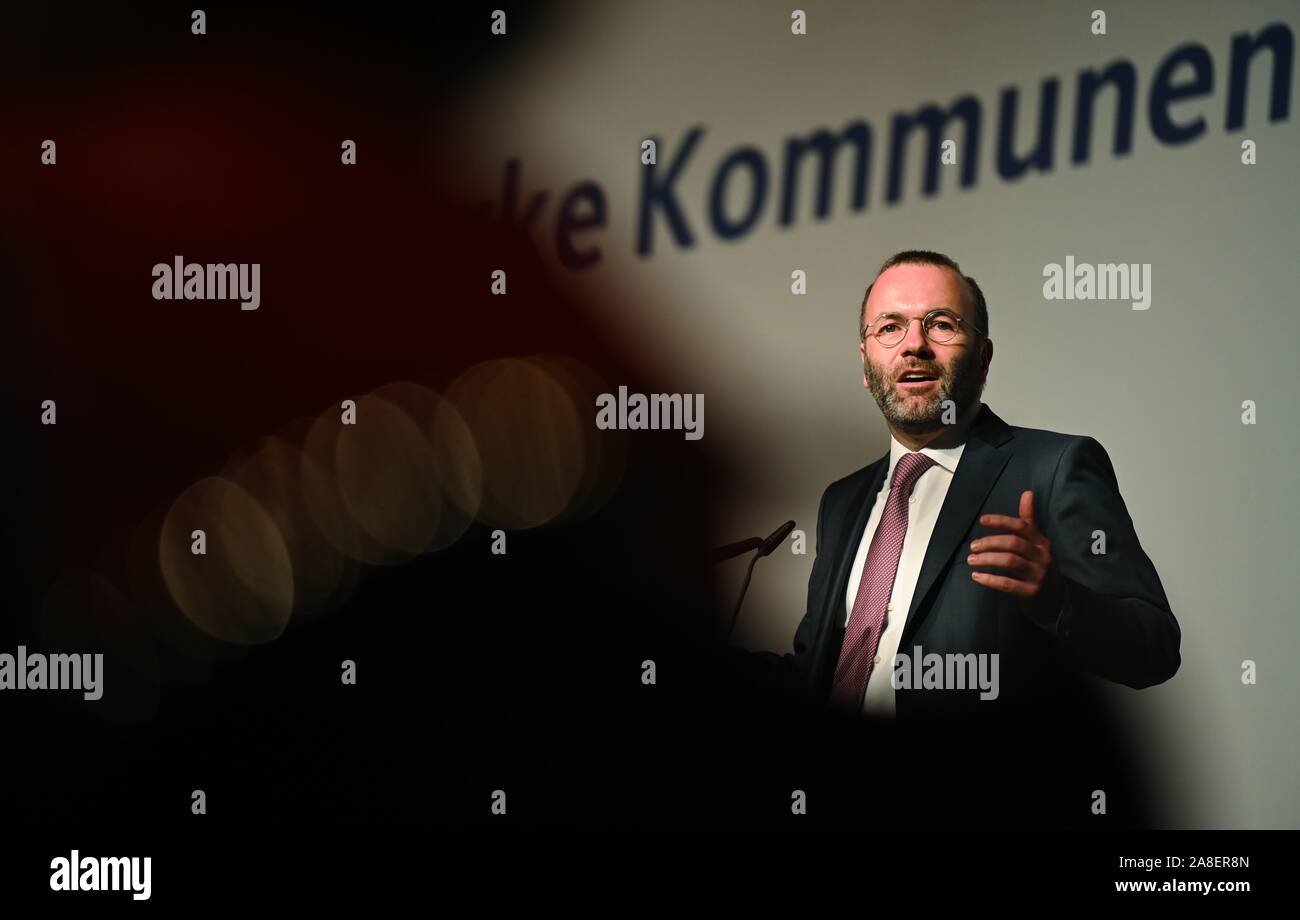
[757,520,796,557]
[712,520,796,642]
[709,537,763,564]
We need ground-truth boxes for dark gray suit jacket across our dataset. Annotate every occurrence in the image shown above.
[753,403,1180,718]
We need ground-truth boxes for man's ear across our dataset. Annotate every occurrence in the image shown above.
[859,340,869,387]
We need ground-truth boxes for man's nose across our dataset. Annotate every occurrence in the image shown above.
[898,317,932,356]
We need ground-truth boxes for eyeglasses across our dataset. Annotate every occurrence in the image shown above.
[863,309,985,347]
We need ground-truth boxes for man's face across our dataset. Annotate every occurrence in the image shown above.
[859,263,991,435]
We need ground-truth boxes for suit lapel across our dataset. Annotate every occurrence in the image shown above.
[898,405,1014,648]
[812,456,887,692]
[823,458,888,631]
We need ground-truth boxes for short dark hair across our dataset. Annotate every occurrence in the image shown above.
[859,249,988,341]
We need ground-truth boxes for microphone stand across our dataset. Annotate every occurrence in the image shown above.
[727,550,763,643]
[711,521,796,642]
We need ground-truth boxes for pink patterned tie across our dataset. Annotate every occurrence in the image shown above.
[829,451,936,712]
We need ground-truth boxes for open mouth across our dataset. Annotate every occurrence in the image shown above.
[895,370,939,390]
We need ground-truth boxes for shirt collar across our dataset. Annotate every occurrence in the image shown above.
[885,429,967,480]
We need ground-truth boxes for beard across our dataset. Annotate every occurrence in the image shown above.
[864,345,985,435]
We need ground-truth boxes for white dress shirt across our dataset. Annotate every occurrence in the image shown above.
[844,433,966,717]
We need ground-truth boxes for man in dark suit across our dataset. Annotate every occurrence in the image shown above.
[752,250,1180,722]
